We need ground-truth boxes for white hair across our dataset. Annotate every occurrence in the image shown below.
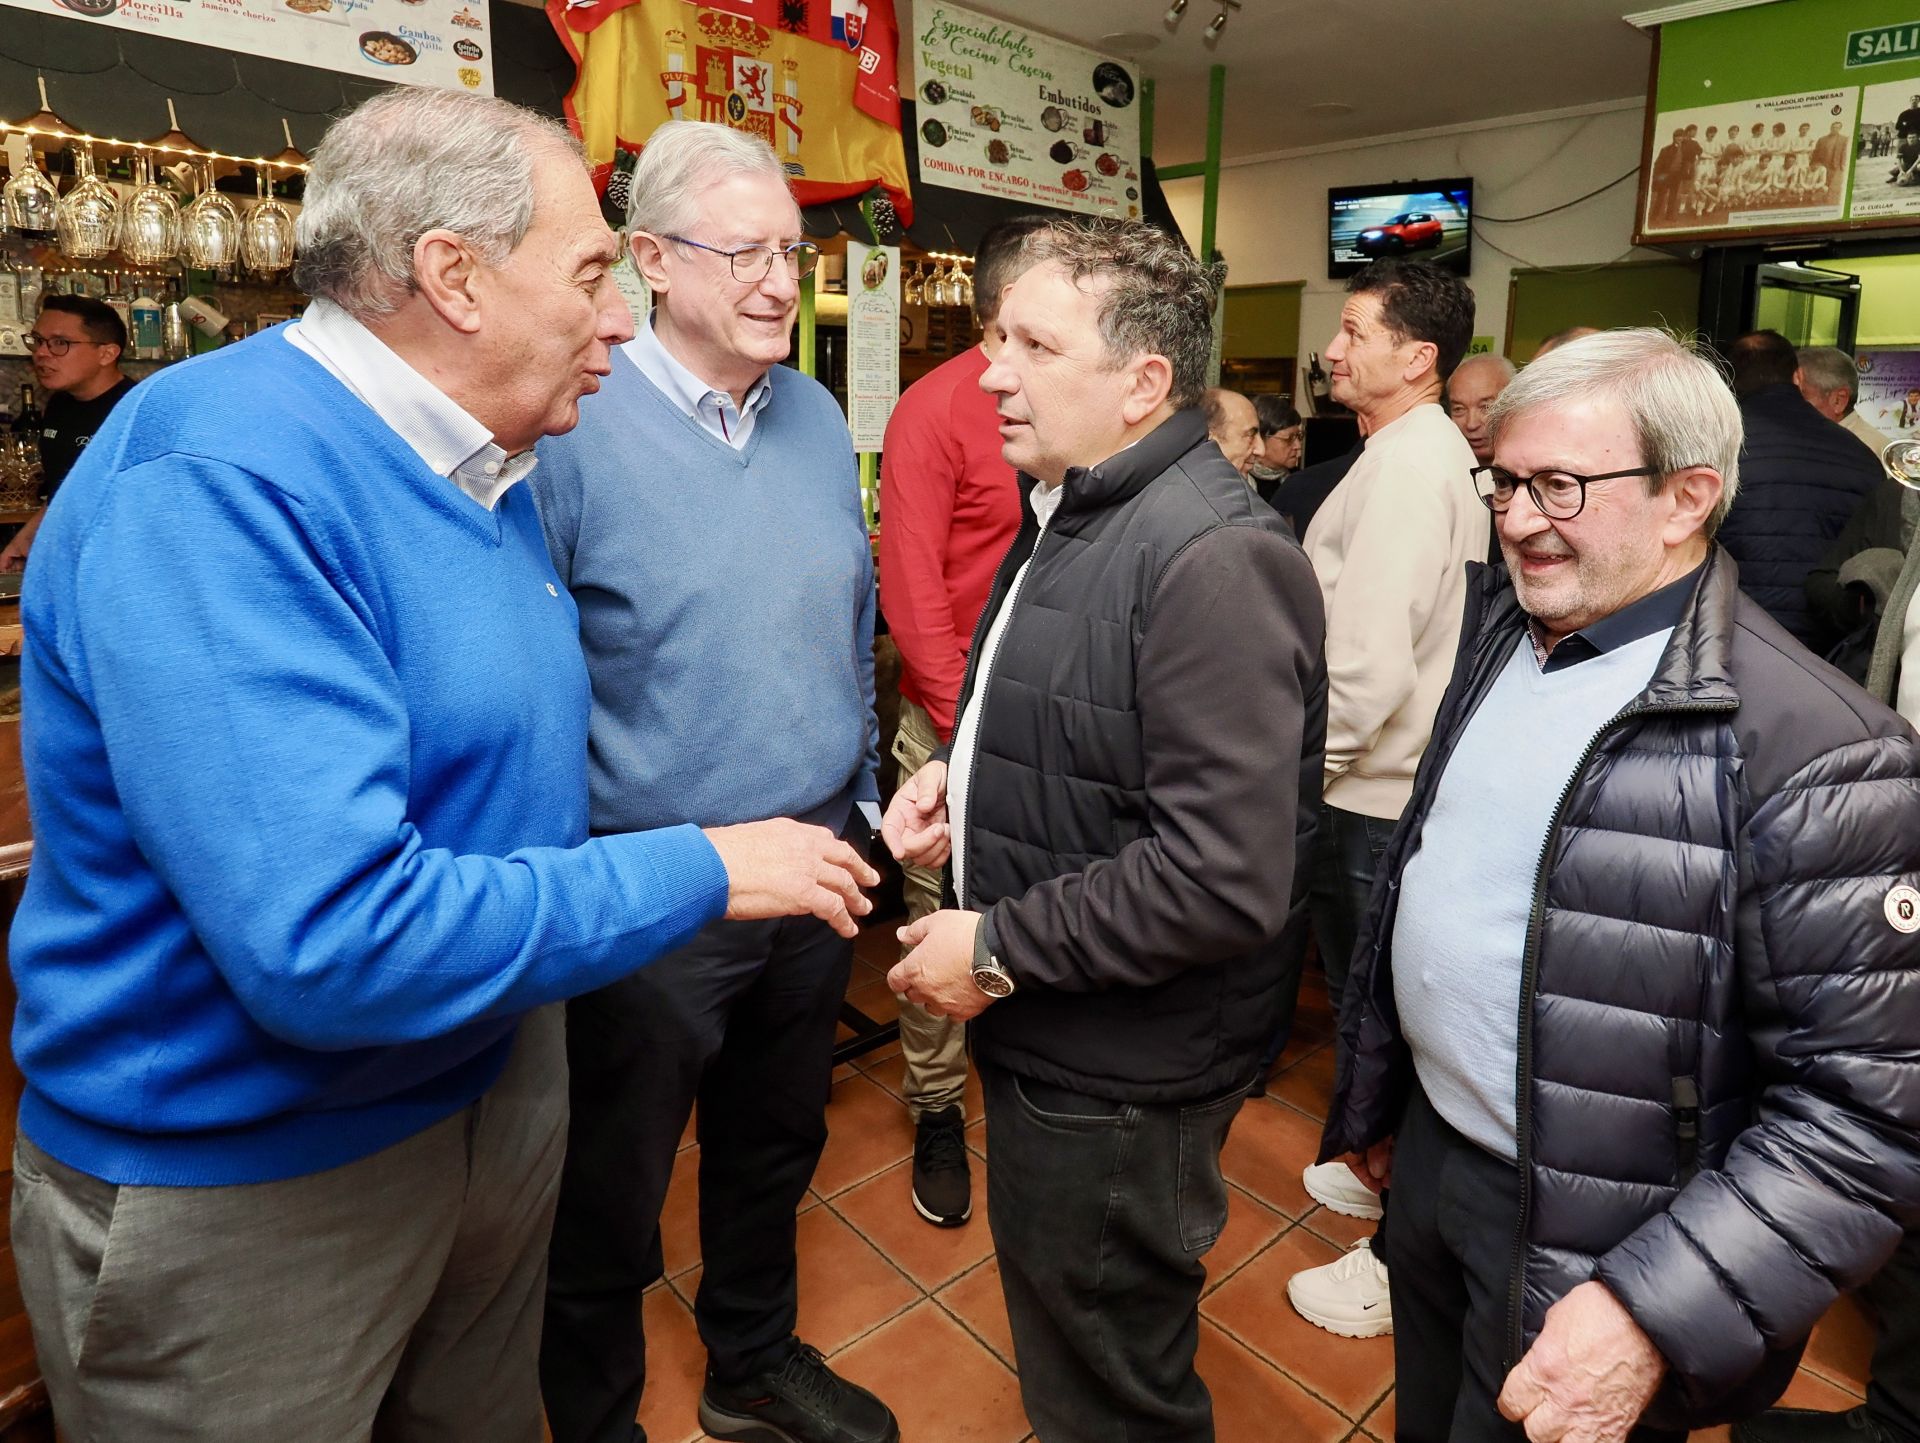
[625,121,793,236]
[1795,346,1859,410]
[294,89,582,319]
[1452,353,1517,384]
[1485,328,1744,537]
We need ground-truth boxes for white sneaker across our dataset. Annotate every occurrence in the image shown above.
[1302,1160,1385,1220]
[1286,1237,1392,1338]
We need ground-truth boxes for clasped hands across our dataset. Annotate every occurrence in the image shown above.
[880,760,995,1021]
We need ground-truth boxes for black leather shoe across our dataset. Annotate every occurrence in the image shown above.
[910,1105,972,1227]
[1734,1406,1904,1443]
[698,1342,899,1443]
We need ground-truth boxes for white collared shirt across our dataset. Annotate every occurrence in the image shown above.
[286,299,535,511]
[621,317,772,451]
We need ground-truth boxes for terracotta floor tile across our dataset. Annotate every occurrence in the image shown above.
[1203,1227,1396,1419]
[1361,1387,1396,1441]
[661,1144,701,1279]
[831,1157,993,1290]
[937,1257,1017,1367]
[1804,1293,1874,1398]
[1270,1044,1338,1122]
[1202,1185,1290,1297]
[1779,1367,1866,1411]
[677,1105,697,1153]
[846,956,887,995]
[1199,1319,1351,1443]
[1301,1203,1380,1252]
[813,1073,918,1198]
[634,1286,709,1443]
[1221,1098,1324,1219]
[672,1205,920,1362]
[831,1301,1031,1443]
[1690,1427,1731,1443]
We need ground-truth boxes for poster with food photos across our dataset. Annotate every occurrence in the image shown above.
[911,0,1141,219]
[1,0,493,95]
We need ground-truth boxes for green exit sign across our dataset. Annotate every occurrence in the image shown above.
[1847,21,1920,69]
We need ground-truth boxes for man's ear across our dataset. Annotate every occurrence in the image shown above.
[1664,464,1725,545]
[412,229,482,336]
[631,230,672,297]
[1120,354,1175,426]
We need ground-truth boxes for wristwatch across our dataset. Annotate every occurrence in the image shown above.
[971,920,1017,998]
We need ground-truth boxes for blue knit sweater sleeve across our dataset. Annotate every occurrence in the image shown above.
[56,452,728,1051]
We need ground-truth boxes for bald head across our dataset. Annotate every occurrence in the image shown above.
[1203,388,1261,476]
[1445,353,1516,463]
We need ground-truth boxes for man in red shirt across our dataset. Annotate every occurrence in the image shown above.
[878,215,1044,1228]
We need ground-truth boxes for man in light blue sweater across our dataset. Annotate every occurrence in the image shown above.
[533,123,893,1443]
[8,91,876,1443]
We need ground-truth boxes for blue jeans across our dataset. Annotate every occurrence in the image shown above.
[982,1059,1247,1442]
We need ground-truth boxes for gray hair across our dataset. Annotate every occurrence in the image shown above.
[625,121,792,235]
[1796,346,1860,410]
[1023,217,1220,410]
[294,89,582,319]
[1451,353,1517,387]
[1485,328,1744,538]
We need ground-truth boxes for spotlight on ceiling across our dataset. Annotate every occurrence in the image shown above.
[1164,0,1188,25]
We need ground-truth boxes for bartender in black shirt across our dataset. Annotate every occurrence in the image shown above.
[4,295,135,570]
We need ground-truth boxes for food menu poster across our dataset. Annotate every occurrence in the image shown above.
[911,1,1143,219]
[847,240,901,454]
[1,0,495,95]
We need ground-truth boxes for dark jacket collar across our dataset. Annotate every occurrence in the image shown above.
[1474,545,1742,709]
[1035,407,1211,519]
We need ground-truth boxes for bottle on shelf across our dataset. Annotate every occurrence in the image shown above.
[129,285,163,362]
[14,383,41,448]
[104,271,133,341]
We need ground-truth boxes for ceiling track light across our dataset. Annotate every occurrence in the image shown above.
[1204,0,1241,41]
[1164,0,1188,25]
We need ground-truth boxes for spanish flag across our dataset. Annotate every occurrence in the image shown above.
[548,0,914,222]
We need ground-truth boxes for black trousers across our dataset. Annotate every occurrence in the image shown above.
[1309,802,1396,1259]
[539,914,853,1443]
[981,1057,1247,1443]
[1390,1080,1682,1443]
[1866,1230,1920,1442]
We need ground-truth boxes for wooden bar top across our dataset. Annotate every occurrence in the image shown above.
[0,723,27,881]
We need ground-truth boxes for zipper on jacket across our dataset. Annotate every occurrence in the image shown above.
[1672,1076,1701,1186]
[955,525,1055,910]
[1503,696,1735,1369]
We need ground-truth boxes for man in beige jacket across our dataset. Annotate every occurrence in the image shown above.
[1286,258,1482,1340]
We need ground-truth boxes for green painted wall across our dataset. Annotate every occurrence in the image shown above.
[1222,283,1303,360]
[1656,0,1920,110]
[1825,254,1920,346]
[1507,262,1703,364]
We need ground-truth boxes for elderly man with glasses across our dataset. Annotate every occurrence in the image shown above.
[532,121,893,1443]
[1318,328,1920,1443]
[2,295,134,570]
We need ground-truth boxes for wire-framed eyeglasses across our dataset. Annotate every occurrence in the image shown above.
[663,234,822,283]
[1471,464,1687,521]
[26,333,112,358]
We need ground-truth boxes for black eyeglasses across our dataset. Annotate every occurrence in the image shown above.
[662,234,822,283]
[1471,464,1688,520]
[26,333,111,357]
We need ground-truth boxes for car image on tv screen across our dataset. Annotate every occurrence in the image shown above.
[1329,180,1472,278]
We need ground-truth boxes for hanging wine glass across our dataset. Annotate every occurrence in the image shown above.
[56,141,119,261]
[3,149,59,237]
[926,258,951,308]
[120,153,182,266]
[240,164,295,276]
[181,160,240,270]
[953,262,973,312]
[902,261,924,307]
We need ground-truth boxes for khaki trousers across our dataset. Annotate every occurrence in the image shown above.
[890,697,969,1120]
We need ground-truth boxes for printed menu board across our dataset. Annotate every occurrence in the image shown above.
[2,0,494,95]
[911,1,1142,219]
[847,239,902,453]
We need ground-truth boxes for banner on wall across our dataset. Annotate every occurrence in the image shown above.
[1858,349,1920,442]
[0,0,493,93]
[846,238,900,451]
[1641,89,1857,236]
[911,1,1142,219]
[549,0,911,219]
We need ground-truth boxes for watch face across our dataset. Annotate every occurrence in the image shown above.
[972,966,1015,998]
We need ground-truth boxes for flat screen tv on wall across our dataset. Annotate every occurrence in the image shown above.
[1328,178,1473,279]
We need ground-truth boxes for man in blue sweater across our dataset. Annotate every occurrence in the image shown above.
[533,122,891,1443]
[8,90,876,1443]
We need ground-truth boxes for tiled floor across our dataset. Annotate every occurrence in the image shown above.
[629,924,1876,1443]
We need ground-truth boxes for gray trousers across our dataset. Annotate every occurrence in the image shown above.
[12,1004,567,1443]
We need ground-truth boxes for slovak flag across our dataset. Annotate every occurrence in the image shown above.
[831,0,867,51]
